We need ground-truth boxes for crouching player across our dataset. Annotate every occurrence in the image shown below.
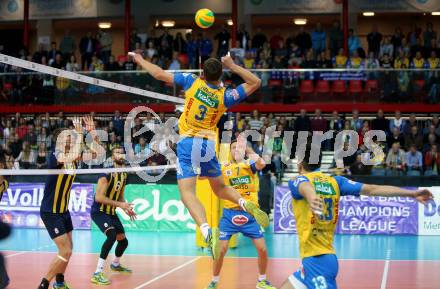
[90,146,136,285]
[205,138,275,289]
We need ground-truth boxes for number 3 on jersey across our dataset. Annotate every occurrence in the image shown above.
[195,104,207,120]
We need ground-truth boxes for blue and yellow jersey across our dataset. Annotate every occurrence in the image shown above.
[0,179,8,201]
[428,57,440,69]
[333,55,347,68]
[411,58,426,69]
[347,57,364,69]
[288,171,363,258]
[41,151,77,214]
[174,73,247,140]
[394,57,410,69]
[91,172,127,215]
[222,161,259,209]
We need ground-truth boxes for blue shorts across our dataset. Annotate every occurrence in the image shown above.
[91,211,125,235]
[290,254,338,289]
[40,211,73,239]
[176,137,221,180]
[219,208,263,240]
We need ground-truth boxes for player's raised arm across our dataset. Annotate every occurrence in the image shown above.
[221,54,261,96]
[245,145,266,171]
[360,184,433,204]
[130,52,174,83]
[289,177,324,215]
[95,176,133,210]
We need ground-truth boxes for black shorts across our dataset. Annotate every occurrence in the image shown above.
[40,211,73,239]
[91,211,125,235]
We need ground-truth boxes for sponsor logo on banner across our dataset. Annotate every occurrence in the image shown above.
[232,215,249,226]
[418,187,440,235]
[0,183,93,229]
[273,186,297,233]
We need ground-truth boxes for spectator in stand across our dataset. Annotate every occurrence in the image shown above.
[32,43,48,64]
[112,110,124,138]
[105,55,121,71]
[173,32,187,54]
[215,25,230,57]
[371,110,389,135]
[423,124,439,144]
[168,52,181,70]
[65,55,80,72]
[403,113,419,135]
[185,34,197,69]
[261,41,272,60]
[367,25,383,58]
[316,50,332,68]
[295,26,312,55]
[406,144,423,176]
[47,42,60,65]
[36,142,48,169]
[270,29,284,50]
[391,27,404,57]
[424,144,440,176]
[333,48,347,68]
[394,49,410,68]
[243,51,255,69]
[428,114,440,135]
[311,22,326,56]
[424,22,437,49]
[294,109,311,132]
[249,110,263,131]
[80,32,97,70]
[388,127,405,149]
[410,38,424,58]
[427,50,440,69]
[145,40,158,59]
[59,30,76,60]
[98,29,113,65]
[347,50,364,69]
[134,137,151,165]
[15,141,36,169]
[400,38,411,56]
[350,109,363,132]
[237,24,250,49]
[350,154,369,175]
[129,28,142,51]
[389,110,406,132]
[198,33,213,63]
[348,29,361,56]
[89,54,104,71]
[404,125,423,151]
[310,109,328,132]
[411,50,426,68]
[386,142,406,176]
[379,37,394,60]
[252,28,267,50]
[329,21,344,56]
[329,110,344,132]
[51,53,65,69]
[407,23,422,47]
[274,40,288,60]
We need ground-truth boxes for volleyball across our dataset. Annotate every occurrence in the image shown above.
[195,8,215,29]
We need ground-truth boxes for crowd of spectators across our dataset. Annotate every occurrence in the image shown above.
[1,22,440,105]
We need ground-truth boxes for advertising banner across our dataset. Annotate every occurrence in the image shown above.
[115,184,196,232]
[0,183,94,229]
[418,187,440,235]
[274,185,419,235]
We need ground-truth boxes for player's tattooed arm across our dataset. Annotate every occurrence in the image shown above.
[129,52,174,83]
[360,185,433,204]
[298,182,324,215]
[95,177,133,210]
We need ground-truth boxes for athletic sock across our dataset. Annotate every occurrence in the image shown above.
[258,274,267,282]
[212,276,219,283]
[112,257,120,266]
[95,258,106,274]
[38,278,49,289]
[200,223,210,240]
[238,198,247,211]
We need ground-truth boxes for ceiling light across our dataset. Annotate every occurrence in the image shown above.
[186,29,193,34]
[227,19,233,26]
[432,12,440,16]
[98,22,111,29]
[161,20,175,28]
[363,12,375,16]
[294,18,307,25]
[155,19,159,27]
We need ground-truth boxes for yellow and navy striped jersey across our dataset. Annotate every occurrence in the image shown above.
[288,171,363,258]
[174,73,247,141]
[91,172,127,215]
[41,151,77,214]
[222,161,259,209]
[0,179,8,201]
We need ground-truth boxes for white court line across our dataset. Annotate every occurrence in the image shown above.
[4,244,54,258]
[133,256,201,289]
[380,249,391,289]
[4,251,27,258]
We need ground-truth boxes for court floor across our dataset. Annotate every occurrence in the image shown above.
[1,228,440,289]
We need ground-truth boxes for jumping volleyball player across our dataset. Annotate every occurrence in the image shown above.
[90,146,136,285]
[131,52,269,259]
[38,116,95,289]
[205,137,275,289]
[280,144,433,289]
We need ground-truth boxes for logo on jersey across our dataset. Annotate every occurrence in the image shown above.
[230,89,240,100]
[194,88,219,108]
[104,222,108,228]
[225,170,232,176]
[313,180,336,195]
[229,176,251,186]
[54,228,59,234]
[232,215,249,226]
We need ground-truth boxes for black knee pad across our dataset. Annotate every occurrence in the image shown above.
[100,229,117,259]
[115,238,128,257]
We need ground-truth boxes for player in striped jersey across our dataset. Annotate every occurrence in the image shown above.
[90,146,136,285]
[38,116,95,289]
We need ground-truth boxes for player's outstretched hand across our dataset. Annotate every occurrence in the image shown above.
[72,117,82,133]
[309,195,324,216]
[82,115,95,132]
[119,202,133,211]
[221,53,235,69]
[414,189,434,205]
[126,208,137,222]
[128,52,144,65]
